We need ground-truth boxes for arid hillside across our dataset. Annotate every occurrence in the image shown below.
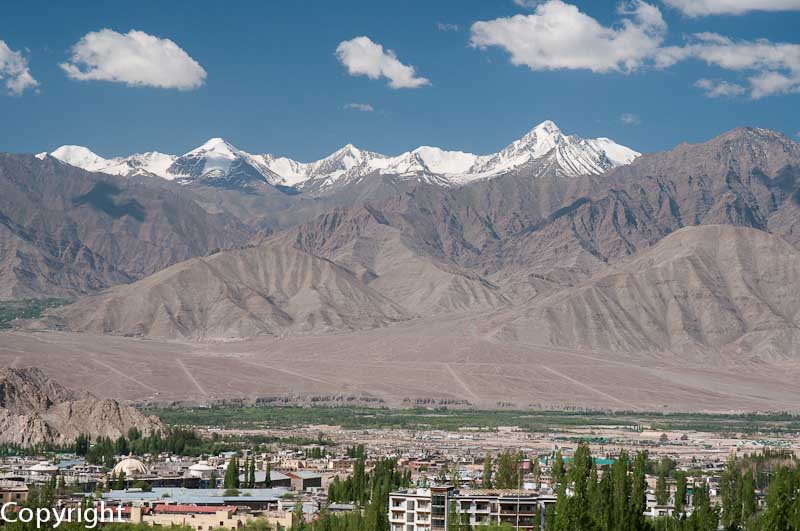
[0,367,163,446]
[496,225,800,358]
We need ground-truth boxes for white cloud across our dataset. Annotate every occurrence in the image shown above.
[60,29,206,90]
[436,22,460,32]
[336,36,429,89]
[694,78,746,97]
[343,102,375,112]
[470,0,667,73]
[0,40,38,95]
[620,113,641,125]
[512,0,543,7]
[662,0,800,16]
[659,33,800,98]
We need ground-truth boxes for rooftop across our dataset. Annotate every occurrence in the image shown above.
[102,487,290,505]
[153,504,237,514]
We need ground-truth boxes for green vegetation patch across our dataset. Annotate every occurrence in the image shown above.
[0,298,71,329]
[150,405,800,434]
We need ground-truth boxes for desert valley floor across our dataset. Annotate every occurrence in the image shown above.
[3,309,800,413]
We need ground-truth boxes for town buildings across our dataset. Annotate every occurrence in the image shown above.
[0,480,28,505]
[389,486,556,531]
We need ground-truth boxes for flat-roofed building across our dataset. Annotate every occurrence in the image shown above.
[389,486,554,531]
[0,481,28,505]
[286,471,322,491]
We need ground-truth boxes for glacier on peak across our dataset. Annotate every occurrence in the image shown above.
[43,120,639,190]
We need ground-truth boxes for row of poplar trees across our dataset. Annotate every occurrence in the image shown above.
[294,457,412,531]
[537,443,800,531]
[223,456,272,489]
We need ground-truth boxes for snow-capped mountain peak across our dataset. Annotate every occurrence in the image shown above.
[467,120,637,178]
[50,145,109,172]
[42,120,639,190]
[180,137,243,177]
[410,146,478,175]
[46,145,178,179]
[186,137,237,156]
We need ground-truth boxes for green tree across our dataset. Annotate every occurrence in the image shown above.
[551,450,565,489]
[761,467,795,531]
[114,435,129,456]
[655,460,670,506]
[475,524,516,531]
[611,450,630,531]
[740,469,757,525]
[483,454,494,488]
[114,470,126,490]
[75,434,90,456]
[249,458,257,488]
[265,460,272,487]
[353,455,367,504]
[292,500,306,531]
[552,481,571,531]
[629,451,648,531]
[688,483,720,531]
[721,457,743,530]
[448,500,461,531]
[674,472,687,515]
[5,482,56,531]
[224,456,240,489]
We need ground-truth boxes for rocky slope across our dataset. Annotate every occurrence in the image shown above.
[0,367,163,446]
[289,206,510,315]
[498,225,800,358]
[0,154,252,298]
[46,238,411,340]
[7,126,800,357]
[469,127,800,296]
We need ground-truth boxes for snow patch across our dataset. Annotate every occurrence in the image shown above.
[43,120,640,188]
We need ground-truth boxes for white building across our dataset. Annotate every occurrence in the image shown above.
[389,486,554,531]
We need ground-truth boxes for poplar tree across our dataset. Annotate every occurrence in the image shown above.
[674,472,687,515]
[551,450,565,489]
[224,457,240,489]
[248,458,256,488]
[483,454,494,488]
[265,460,272,487]
[721,457,743,530]
[740,469,757,525]
[611,450,630,531]
[655,463,669,506]
[629,451,648,531]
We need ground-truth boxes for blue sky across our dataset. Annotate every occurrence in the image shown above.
[1,0,798,160]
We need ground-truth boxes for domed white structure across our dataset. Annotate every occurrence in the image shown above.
[188,461,215,479]
[111,457,148,477]
[29,461,58,476]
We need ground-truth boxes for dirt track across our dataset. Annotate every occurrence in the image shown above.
[2,309,799,413]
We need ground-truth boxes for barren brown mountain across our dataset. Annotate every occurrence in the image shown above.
[0,367,163,446]
[46,238,411,340]
[0,154,252,298]
[289,206,510,315]
[471,127,800,296]
[3,127,800,411]
[496,225,800,358]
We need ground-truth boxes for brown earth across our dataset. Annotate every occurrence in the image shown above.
[0,367,164,445]
[2,306,800,413]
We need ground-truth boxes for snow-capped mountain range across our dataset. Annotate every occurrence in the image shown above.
[39,121,639,191]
